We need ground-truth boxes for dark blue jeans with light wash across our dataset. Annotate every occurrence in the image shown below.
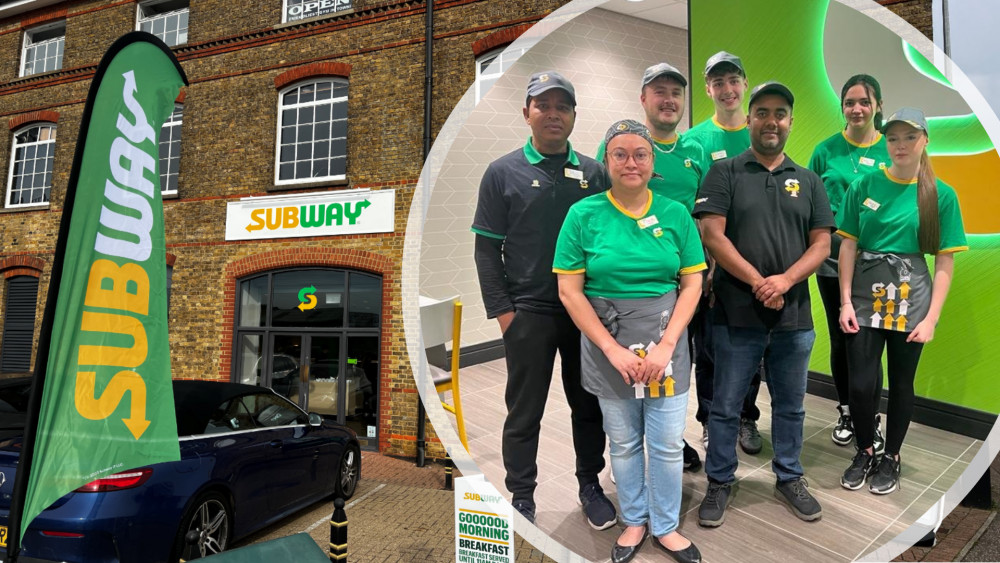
[705,325,816,485]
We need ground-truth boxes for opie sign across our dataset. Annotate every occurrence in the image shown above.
[286,0,351,22]
[225,189,394,241]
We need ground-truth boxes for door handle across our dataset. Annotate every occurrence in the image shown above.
[269,440,283,448]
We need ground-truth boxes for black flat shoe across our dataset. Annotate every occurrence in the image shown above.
[651,535,701,563]
[611,527,649,563]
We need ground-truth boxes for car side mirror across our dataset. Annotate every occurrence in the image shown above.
[308,412,323,427]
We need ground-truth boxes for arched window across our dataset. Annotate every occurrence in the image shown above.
[275,79,348,185]
[7,123,56,208]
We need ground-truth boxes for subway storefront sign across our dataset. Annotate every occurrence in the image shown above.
[225,189,394,241]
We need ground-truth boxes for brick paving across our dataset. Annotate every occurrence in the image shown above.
[305,451,555,562]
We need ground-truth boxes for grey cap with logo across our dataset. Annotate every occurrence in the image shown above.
[880,107,928,133]
[641,62,688,88]
[704,50,745,77]
[525,70,577,107]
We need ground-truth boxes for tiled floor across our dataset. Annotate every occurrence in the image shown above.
[451,357,981,562]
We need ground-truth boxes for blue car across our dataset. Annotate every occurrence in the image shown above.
[0,379,360,563]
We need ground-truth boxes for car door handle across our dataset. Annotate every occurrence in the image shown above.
[269,440,283,448]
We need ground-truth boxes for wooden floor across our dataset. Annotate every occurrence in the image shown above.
[452,357,980,562]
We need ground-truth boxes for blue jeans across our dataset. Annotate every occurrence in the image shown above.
[599,391,688,537]
[706,326,815,484]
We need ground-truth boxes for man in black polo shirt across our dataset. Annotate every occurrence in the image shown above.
[471,71,615,529]
[693,82,834,527]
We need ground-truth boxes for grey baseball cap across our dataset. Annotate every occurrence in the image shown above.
[747,81,794,108]
[641,62,688,88]
[525,70,576,107]
[704,51,745,77]
[881,107,928,133]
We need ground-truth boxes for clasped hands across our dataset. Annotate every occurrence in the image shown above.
[604,341,675,386]
[752,273,790,310]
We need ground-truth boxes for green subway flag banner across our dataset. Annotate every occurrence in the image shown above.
[17,33,187,543]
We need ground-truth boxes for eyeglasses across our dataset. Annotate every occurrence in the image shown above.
[608,149,652,165]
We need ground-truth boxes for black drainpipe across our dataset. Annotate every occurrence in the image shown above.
[415,0,433,468]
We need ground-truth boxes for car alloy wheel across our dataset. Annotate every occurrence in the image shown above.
[336,444,360,499]
[176,493,231,561]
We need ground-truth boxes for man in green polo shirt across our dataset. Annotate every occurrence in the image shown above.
[471,71,616,529]
[596,62,708,212]
[686,51,751,163]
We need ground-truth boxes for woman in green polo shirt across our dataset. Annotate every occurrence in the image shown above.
[554,120,705,563]
[836,108,967,495]
[808,74,891,453]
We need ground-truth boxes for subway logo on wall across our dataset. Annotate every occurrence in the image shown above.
[225,189,395,241]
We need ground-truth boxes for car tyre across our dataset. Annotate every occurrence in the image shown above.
[171,491,232,562]
[336,443,360,499]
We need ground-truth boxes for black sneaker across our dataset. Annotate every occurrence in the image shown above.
[512,498,536,523]
[683,440,702,473]
[832,405,854,446]
[869,454,901,495]
[698,481,732,527]
[774,478,822,521]
[738,418,762,454]
[873,414,885,456]
[579,482,618,530]
[841,448,876,490]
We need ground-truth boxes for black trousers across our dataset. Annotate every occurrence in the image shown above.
[501,309,605,500]
[692,296,761,424]
[816,275,883,407]
[846,327,924,455]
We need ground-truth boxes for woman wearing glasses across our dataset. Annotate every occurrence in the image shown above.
[837,108,967,494]
[554,120,705,563]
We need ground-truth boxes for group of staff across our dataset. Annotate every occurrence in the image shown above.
[472,50,966,563]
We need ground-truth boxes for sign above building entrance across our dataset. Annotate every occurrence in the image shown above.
[225,188,394,241]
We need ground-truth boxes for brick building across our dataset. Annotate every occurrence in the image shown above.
[0,0,932,458]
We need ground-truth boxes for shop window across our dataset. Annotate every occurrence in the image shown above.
[475,45,528,103]
[1,276,39,373]
[275,79,348,185]
[233,268,381,446]
[7,123,56,208]
[159,104,183,194]
[137,0,189,47]
[20,22,64,77]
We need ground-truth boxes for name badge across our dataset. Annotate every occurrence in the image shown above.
[711,150,727,161]
[863,197,881,211]
[859,156,876,167]
[564,168,584,180]
[637,215,658,229]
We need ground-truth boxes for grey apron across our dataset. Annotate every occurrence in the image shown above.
[851,251,931,332]
[581,292,690,400]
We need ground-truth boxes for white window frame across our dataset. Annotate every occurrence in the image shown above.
[282,0,352,24]
[20,21,65,77]
[136,0,189,47]
[159,104,183,195]
[475,45,529,103]
[274,78,349,186]
[6,123,57,209]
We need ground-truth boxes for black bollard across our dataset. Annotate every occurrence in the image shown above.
[444,455,453,490]
[329,496,347,562]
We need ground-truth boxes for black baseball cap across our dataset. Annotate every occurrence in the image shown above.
[747,81,794,108]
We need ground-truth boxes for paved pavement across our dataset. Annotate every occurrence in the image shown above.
[895,454,1000,562]
[234,451,554,562]
[231,449,1000,562]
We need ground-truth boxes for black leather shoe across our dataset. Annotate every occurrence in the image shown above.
[611,527,649,563]
[651,535,702,563]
